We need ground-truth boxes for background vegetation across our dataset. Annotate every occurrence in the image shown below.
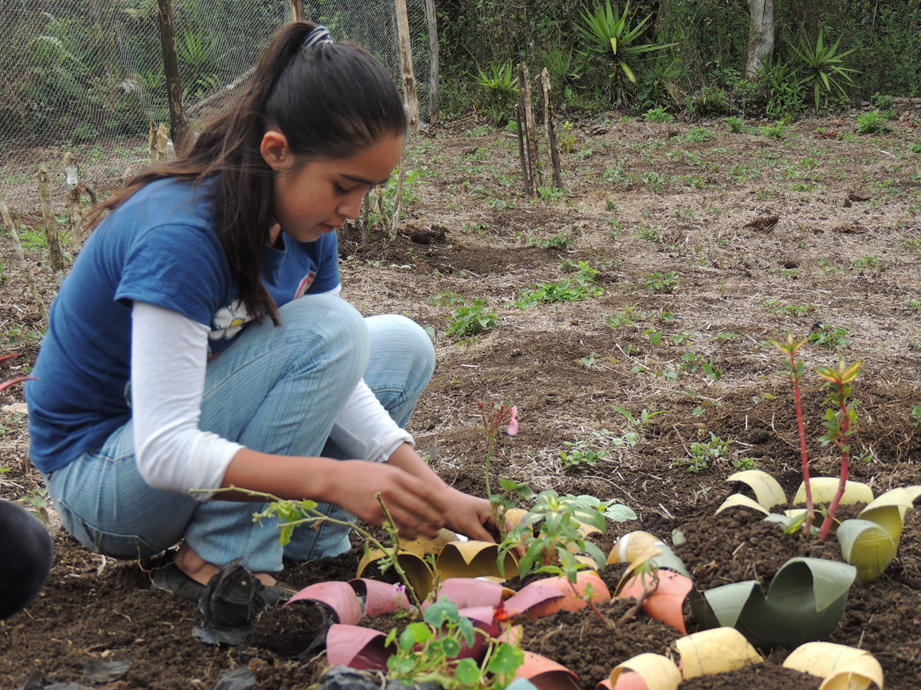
[437,0,920,121]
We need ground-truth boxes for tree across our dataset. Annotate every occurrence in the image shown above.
[746,0,775,81]
[156,0,190,153]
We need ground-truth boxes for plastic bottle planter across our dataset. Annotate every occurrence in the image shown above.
[356,528,518,599]
[303,572,608,681]
[598,630,883,690]
[719,470,921,583]
[608,530,857,650]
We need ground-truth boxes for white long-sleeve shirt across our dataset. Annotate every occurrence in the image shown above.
[130,293,413,501]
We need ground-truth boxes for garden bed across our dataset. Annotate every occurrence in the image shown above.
[1,109,920,688]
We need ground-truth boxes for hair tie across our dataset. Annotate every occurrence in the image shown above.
[302,25,333,50]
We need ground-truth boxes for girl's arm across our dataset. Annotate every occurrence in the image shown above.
[386,443,499,543]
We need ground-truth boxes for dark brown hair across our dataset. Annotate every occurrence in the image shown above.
[87,21,407,325]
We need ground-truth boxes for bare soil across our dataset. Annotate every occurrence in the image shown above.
[1,109,921,689]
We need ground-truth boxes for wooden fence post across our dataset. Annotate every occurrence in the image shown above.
[540,69,563,189]
[156,0,190,153]
[394,0,420,134]
[424,0,439,124]
[514,104,530,196]
[35,167,66,283]
[517,63,540,192]
[63,152,84,253]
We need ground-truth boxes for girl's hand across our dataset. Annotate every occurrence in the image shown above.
[439,487,499,543]
[326,460,449,540]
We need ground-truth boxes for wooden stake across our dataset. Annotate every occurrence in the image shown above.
[63,152,84,252]
[517,63,540,191]
[0,192,48,327]
[84,179,99,205]
[157,122,169,161]
[541,69,563,189]
[424,0,439,124]
[148,120,159,166]
[376,186,387,236]
[394,0,421,134]
[390,163,405,242]
[361,189,370,244]
[514,104,530,196]
[35,167,66,283]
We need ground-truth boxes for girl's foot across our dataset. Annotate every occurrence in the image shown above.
[174,541,278,587]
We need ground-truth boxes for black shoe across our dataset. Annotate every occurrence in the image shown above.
[150,554,296,604]
[150,554,206,602]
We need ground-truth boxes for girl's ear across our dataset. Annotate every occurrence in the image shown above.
[260,129,291,172]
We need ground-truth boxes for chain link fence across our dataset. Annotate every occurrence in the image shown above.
[0,0,431,215]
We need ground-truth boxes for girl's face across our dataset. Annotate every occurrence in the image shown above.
[262,131,405,244]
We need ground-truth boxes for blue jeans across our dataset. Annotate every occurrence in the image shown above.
[44,296,435,572]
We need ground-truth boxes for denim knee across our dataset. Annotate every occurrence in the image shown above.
[281,295,370,371]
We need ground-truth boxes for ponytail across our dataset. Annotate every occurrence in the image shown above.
[86,21,407,326]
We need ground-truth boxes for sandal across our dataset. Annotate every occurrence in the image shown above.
[150,553,207,602]
[150,553,297,604]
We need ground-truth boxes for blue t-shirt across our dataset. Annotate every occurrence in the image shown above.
[26,176,339,474]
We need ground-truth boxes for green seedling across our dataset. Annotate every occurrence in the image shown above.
[557,121,577,153]
[810,323,850,350]
[911,404,921,428]
[675,431,732,473]
[559,429,636,468]
[679,127,715,143]
[511,263,602,308]
[643,106,673,123]
[814,357,862,540]
[725,116,745,133]
[634,223,663,242]
[611,405,667,429]
[856,110,889,134]
[385,599,524,689]
[643,271,678,293]
[527,233,573,250]
[644,328,662,346]
[769,334,815,534]
[430,292,465,307]
[732,457,758,471]
[446,300,498,338]
[18,487,50,523]
[606,304,641,329]
[499,490,635,583]
[559,441,608,467]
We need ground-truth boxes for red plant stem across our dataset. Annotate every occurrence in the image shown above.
[790,353,814,535]
[616,578,658,628]
[818,382,851,541]
[567,579,611,628]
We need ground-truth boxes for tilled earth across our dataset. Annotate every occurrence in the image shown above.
[1,108,921,689]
